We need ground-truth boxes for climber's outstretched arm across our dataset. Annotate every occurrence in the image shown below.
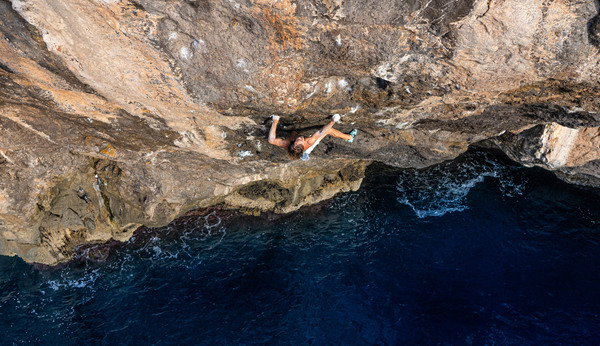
[306,114,340,147]
[268,115,295,150]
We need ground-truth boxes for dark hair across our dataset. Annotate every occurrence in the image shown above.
[288,142,304,160]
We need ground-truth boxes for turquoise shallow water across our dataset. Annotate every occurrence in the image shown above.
[1,148,600,345]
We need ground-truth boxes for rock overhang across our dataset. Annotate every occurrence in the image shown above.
[0,0,599,264]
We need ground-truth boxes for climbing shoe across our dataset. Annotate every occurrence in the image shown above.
[346,129,358,143]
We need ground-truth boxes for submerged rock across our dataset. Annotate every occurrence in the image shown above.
[1,0,599,264]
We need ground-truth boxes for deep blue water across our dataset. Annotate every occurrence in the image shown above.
[2,148,600,345]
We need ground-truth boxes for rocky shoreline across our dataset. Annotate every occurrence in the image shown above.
[1,0,600,264]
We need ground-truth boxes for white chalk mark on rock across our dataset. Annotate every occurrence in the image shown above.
[305,85,319,99]
[325,81,333,94]
[192,39,208,53]
[236,58,249,73]
[180,47,192,60]
[238,151,253,159]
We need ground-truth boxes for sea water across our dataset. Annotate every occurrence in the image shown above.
[1,148,600,345]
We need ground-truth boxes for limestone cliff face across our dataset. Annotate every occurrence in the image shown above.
[1,0,599,264]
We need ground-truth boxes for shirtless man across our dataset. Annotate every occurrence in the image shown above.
[268,114,357,160]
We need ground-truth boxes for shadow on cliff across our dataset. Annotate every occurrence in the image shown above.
[588,2,600,48]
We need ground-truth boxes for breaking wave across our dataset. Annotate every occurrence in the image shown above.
[397,151,528,218]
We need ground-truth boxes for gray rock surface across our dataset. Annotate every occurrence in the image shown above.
[1,0,599,264]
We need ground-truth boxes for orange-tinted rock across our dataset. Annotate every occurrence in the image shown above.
[1,0,600,264]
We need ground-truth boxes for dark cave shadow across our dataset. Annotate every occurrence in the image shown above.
[588,1,600,48]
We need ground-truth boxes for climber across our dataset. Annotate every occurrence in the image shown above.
[268,114,357,161]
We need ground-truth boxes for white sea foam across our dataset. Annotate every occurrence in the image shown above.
[134,211,227,268]
[397,152,527,218]
[398,173,491,218]
[202,211,222,230]
[46,268,100,291]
